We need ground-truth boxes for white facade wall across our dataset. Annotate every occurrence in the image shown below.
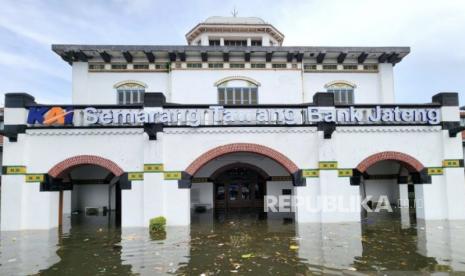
[72,63,393,105]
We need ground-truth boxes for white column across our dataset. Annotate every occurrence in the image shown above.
[247,38,251,46]
[1,175,24,230]
[318,131,360,223]
[440,104,465,219]
[122,180,145,227]
[398,184,411,228]
[378,63,395,103]
[163,180,190,226]
[294,178,320,223]
[220,37,224,46]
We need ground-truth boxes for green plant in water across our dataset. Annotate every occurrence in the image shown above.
[149,216,166,233]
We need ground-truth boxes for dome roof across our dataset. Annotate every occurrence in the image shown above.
[204,16,267,25]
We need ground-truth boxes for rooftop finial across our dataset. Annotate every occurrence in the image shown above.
[231,6,238,17]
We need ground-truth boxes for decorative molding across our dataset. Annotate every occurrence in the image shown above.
[26,129,144,136]
[113,80,148,88]
[144,163,164,172]
[164,171,182,180]
[324,80,357,89]
[442,159,464,168]
[128,172,144,180]
[2,166,27,175]
[302,169,319,177]
[338,169,353,177]
[164,128,317,135]
[427,167,443,175]
[319,161,338,170]
[25,174,45,182]
[336,126,441,133]
[214,76,261,87]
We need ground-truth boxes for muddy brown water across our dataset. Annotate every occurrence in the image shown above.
[1,209,465,275]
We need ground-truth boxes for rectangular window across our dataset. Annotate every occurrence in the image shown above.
[322,64,338,70]
[343,65,358,70]
[88,63,105,70]
[208,63,224,68]
[251,63,266,69]
[363,64,379,71]
[155,63,168,69]
[250,88,258,104]
[219,87,258,105]
[224,40,247,46]
[303,64,317,71]
[218,88,225,105]
[118,91,124,104]
[328,88,354,105]
[272,63,287,69]
[187,63,202,68]
[133,64,149,70]
[230,63,245,68]
[111,64,127,70]
[251,40,262,46]
[209,40,220,46]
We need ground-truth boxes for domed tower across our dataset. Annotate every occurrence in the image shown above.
[185,16,284,46]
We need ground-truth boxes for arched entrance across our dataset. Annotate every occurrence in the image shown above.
[187,144,299,225]
[211,163,268,209]
[48,155,125,228]
[355,151,427,226]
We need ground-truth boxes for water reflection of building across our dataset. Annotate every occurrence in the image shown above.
[1,15,464,232]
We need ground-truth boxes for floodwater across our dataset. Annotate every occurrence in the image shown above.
[1,210,465,275]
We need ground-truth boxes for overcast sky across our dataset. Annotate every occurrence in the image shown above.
[0,0,464,106]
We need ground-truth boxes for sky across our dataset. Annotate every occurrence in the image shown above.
[0,0,464,105]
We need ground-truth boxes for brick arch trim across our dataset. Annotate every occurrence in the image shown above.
[185,143,299,176]
[356,151,425,173]
[48,155,125,178]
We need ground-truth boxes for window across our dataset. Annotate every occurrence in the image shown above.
[303,64,317,71]
[343,65,358,70]
[88,63,105,71]
[251,40,262,46]
[230,63,245,69]
[155,63,168,70]
[251,63,266,69]
[272,63,287,69]
[208,63,224,68]
[111,64,127,70]
[217,79,258,105]
[209,40,220,46]
[326,82,355,105]
[116,83,145,105]
[322,64,338,70]
[224,40,247,46]
[133,64,149,70]
[363,64,379,71]
[187,63,202,68]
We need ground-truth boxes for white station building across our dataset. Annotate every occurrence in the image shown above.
[1,16,465,231]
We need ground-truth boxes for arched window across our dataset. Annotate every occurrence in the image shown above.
[115,82,146,105]
[216,77,259,105]
[325,81,356,105]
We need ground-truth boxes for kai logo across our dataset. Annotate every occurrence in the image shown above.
[27,107,74,126]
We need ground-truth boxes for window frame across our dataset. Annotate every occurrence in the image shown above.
[116,83,146,105]
[326,83,355,105]
[217,86,258,105]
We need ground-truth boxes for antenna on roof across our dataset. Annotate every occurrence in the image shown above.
[231,6,238,17]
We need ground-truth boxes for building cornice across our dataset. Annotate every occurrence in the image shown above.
[52,44,410,65]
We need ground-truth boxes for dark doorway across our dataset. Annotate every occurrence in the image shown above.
[213,166,266,209]
[59,165,122,229]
